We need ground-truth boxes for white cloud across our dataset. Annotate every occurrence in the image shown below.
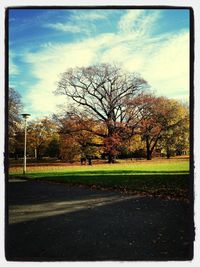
[140,31,189,99]
[45,10,108,35]
[9,53,19,75]
[24,40,99,116]
[118,10,144,32]
[23,11,189,117]
[71,11,107,21]
[46,22,89,34]
[118,10,160,36]
[23,81,65,119]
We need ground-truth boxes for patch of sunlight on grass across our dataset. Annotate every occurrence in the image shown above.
[9,159,189,177]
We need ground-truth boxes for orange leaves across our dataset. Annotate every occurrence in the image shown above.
[103,133,122,155]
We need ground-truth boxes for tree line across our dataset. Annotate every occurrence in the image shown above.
[8,64,189,163]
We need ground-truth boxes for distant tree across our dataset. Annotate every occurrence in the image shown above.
[45,137,60,158]
[57,111,102,162]
[55,64,149,163]
[8,88,23,156]
[174,117,189,156]
[138,96,189,160]
[59,135,81,162]
[157,104,189,158]
[118,134,145,159]
[12,130,24,159]
[27,118,58,160]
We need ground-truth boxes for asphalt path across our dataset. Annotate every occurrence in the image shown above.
[6,179,193,261]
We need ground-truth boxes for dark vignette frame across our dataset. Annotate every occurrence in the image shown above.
[4,5,195,261]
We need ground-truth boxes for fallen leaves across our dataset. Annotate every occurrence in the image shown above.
[77,182,190,202]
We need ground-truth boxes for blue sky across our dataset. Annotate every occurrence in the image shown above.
[8,8,190,118]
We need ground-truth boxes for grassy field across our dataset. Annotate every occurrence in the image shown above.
[9,158,191,201]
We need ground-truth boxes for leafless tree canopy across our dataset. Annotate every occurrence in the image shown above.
[55,64,150,162]
[55,64,149,128]
[8,88,23,136]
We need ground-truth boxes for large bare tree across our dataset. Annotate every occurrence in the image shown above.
[55,64,149,162]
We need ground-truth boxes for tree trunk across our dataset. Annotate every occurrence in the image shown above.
[146,151,152,160]
[166,147,170,159]
[108,152,114,163]
[36,148,42,160]
[107,125,116,163]
[146,136,152,160]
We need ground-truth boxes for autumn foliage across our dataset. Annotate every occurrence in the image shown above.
[8,64,190,163]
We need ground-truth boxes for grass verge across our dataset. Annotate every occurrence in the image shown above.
[9,159,191,202]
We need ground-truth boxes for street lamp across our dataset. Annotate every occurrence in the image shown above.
[21,113,31,174]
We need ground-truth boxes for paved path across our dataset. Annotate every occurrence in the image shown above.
[6,179,193,261]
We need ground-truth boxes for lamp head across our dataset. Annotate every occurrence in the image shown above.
[21,113,31,119]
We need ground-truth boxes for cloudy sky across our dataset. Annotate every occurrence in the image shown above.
[8,8,190,118]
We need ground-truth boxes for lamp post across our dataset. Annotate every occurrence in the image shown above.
[21,113,30,174]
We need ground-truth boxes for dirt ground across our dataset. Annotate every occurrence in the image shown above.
[5,179,194,261]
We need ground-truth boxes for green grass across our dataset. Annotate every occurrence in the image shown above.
[9,159,191,200]
[9,158,189,174]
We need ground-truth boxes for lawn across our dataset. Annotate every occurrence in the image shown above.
[9,158,191,201]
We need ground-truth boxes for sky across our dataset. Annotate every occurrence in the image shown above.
[8,8,190,119]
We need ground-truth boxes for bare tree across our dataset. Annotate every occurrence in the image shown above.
[8,88,23,156]
[8,88,23,136]
[55,64,149,162]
